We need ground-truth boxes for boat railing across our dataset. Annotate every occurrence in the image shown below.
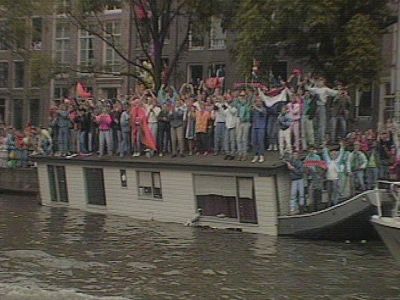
[375,181,400,218]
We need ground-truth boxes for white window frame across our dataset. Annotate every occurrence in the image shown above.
[104,21,121,74]
[209,16,226,50]
[78,29,95,68]
[55,22,70,65]
[137,171,163,201]
[13,61,24,89]
[104,0,122,14]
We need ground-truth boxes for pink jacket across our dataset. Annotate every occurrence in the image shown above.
[96,114,113,131]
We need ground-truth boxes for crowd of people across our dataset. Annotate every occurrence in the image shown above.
[1,71,399,213]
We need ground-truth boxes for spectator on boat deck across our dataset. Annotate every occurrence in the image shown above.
[185,105,197,156]
[329,88,351,143]
[157,103,171,157]
[302,90,317,150]
[338,146,351,200]
[322,141,344,206]
[96,108,113,157]
[39,128,52,156]
[286,150,305,215]
[56,104,71,157]
[251,97,267,163]
[366,141,380,190]
[120,104,131,157]
[211,96,226,155]
[158,84,179,104]
[235,91,251,161]
[304,146,324,212]
[306,78,339,144]
[195,101,211,156]
[347,141,367,192]
[222,96,237,160]
[278,105,293,158]
[288,93,301,152]
[169,100,186,158]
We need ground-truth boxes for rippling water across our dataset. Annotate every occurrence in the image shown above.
[0,195,399,300]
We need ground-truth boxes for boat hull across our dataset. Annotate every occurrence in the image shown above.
[278,191,389,240]
[371,217,400,261]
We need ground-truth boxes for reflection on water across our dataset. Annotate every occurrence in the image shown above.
[0,195,399,300]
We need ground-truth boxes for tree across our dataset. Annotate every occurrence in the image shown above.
[66,0,232,90]
[234,0,392,87]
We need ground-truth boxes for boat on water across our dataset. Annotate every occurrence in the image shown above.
[371,182,400,261]
[278,188,393,240]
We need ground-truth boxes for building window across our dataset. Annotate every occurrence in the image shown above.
[105,0,122,11]
[187,65,203,85]
[104,21,121,73]
[54,86,69,100]
[189,21,205,50]
[0,62,8,88]
[137,171,162,200]
[84,168,107,206]
[31,17,42,50]
[48,165,69,203]
[271,61,288,83]
[56,0,72,14]
[358,86,373,117]
[79,29,95,69]
[14,61,24,88]
[29,99,40,126]
[13,99,23,129]
[194,175,257,224]
[55,22,70,65]
[0,99,5,124]
[120,169,127,187]
[103,87,118,99]
[209,16,226,50]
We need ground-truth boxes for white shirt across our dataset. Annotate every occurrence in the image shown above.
[146,105,161,123]
[222,103,238,129]
[307,86,339,106]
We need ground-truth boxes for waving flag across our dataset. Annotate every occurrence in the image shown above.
[259,87,289,108]
[76,82,92,99]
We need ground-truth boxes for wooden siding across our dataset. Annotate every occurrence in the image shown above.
[254,176,278,235]
[37,162,288,235]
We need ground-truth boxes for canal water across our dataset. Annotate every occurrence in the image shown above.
[0,195,399,300]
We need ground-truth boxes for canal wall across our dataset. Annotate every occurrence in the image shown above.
[0,168,39,194]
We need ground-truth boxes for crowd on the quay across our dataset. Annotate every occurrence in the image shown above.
[1,71,400,213]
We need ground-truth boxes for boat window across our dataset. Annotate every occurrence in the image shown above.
[137,171,163,200]
[194,175,257,224]
[84,168,107,206]
[47,165,69,203]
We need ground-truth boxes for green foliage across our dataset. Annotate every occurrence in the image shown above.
[234,0,391,87]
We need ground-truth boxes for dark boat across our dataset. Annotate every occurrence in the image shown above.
[278,189,393,240]
[371,182,400,261]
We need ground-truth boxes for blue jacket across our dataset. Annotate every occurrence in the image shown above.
[252,107,267,129]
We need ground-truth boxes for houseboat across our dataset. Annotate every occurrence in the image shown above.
[33,155,388,238]
[34,154,290,235]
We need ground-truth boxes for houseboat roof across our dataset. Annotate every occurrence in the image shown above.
[33,154,286,176]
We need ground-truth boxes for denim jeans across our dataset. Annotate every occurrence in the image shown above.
[327,179,340,206]
[330,116,347,143]
[214,123,226,153]
[171,126,184,155]
[366,168,379,190]
[79,131,89,153]
[352,170,366,191]
[303,117,315,148]
[236,122,251,155]
[99,130,113,156]
[158,122,171,153]
[224,127,236,155]
[317,105,326,144]
[121,131,131,156]
[267,115,278,147]
[290,179,305,212]
[58,126,70,155]
[279,128,291,156]
[291,120,300,151]
[252,127,265,155]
